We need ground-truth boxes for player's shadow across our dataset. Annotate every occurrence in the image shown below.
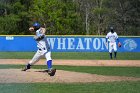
[34,69,49,73]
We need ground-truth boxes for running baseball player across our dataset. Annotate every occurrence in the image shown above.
[22,22,56,76]
[106,27,121,59]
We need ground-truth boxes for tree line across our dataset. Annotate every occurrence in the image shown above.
[0,0,139,35]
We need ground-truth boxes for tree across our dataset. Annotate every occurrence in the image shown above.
[108,0,140,35]
[74,0,94,35]
[91,0,111,35]
[0,0,32,35]
[0,0,139,35]
[29,0,81,35]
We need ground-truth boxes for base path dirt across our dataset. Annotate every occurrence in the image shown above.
[0,59,140,67]
[0,69,140,83]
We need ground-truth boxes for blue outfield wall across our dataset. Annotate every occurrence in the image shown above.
[0,36,139,52]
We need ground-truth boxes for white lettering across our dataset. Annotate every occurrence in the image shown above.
[93,38,101,50]
[48,37,108,51]
[84,38,92,49]
[6,36,14,40]
[68,38,75,49]
[47,38,55,49]
[101,38,108,50]
[76,38,84,50]
[57,38,66,49]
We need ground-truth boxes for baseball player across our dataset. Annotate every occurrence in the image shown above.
[106,27,121,59]
[22,22,56,76]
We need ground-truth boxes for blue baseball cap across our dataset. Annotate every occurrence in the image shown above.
[33,22,40,28]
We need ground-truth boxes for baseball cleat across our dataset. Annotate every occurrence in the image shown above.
[48,68,56,76]
[21,64,31,71]
[21,67,29,71]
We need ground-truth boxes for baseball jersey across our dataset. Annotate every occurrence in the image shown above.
[106,32,118,43]
[36,28,50,51]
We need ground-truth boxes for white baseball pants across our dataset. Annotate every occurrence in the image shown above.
[109,42,117,53]
[29,49,52,65]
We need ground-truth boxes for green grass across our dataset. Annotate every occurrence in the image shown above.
[0,52,139,93]
[54,65,140,77]
[0,52,35,59]
[0,81,140,93]
[0,65,139,77]
[0,52,140,60]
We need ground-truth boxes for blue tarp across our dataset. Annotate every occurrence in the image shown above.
[0,36,139,52]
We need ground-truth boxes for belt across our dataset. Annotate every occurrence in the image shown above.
[39,48,46,51]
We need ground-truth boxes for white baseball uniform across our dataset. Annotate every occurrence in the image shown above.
[29,28,52,65]
[106,32,118,53]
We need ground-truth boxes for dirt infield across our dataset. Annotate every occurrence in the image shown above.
[0,69,140,83]
[0,59,140,83]
[0,59,140,67]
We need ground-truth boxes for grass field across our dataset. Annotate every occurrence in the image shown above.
[0,81,140,93]
[0,52,140,93]
[0,52,140,60]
